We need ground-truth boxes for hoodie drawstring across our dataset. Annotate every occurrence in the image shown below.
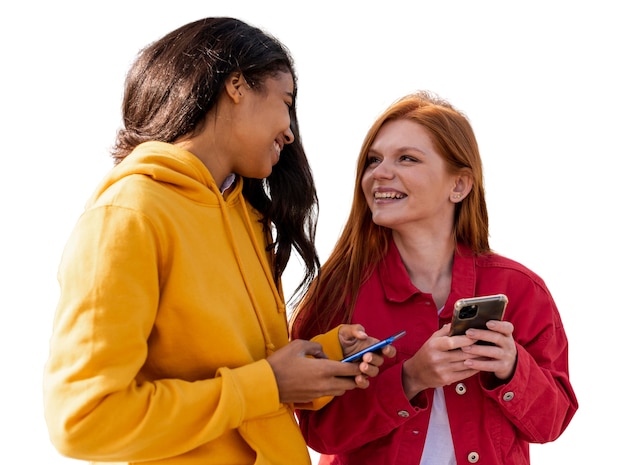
[214,186,283,356]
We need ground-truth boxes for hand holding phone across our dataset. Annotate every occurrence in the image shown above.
[341,330,406,363]
[449,294,508,342]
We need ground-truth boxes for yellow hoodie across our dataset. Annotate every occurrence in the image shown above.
[43,142,340,464]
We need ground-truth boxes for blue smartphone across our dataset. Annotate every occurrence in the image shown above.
[341,330,406,363]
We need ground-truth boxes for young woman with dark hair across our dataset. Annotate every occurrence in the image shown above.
[43,17,393,465]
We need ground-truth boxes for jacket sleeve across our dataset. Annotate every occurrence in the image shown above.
[43,206,283,462]
[297,360,428,453]
[479,279,578,443]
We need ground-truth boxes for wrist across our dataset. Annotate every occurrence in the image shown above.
[401,361,425,399]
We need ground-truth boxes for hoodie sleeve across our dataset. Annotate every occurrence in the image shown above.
[43,205,282,462]
[292,326,343,411]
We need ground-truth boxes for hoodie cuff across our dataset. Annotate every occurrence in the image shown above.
[311,325,343,360]
[217,359,281,421]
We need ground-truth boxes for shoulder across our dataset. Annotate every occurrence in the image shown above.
[92,174,169,208]
[475,252,549,291]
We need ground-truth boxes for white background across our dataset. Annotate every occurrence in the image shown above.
[1,1,623,463]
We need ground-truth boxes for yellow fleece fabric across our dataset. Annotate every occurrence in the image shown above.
[43,142,341,464]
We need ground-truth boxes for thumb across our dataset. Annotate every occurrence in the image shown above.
[437,323,452,337]
[299,340,327,359]
[340,323,368,342]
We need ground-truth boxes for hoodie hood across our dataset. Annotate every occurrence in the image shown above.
[88,141,224,208]
[85,141,285,356]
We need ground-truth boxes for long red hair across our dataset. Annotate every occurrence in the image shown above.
[291,91,490,339]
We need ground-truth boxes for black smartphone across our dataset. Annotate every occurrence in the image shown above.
[449,294,508,341]
[341,330,406,363]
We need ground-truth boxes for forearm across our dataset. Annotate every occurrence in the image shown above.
[44,358,280,461]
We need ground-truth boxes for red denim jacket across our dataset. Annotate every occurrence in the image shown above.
[295,242,577,465]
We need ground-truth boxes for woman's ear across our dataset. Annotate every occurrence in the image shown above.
[224,72,246,103]
[450,172,473,203]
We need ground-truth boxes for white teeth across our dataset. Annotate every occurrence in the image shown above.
[274,141,280,157]
[374,191,405,199]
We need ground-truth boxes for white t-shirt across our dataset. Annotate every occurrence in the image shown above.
[419,306,456,465]
[419,387,456,465]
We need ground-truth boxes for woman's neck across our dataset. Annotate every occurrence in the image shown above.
[392,229,456,309]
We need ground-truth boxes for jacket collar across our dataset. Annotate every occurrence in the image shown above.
[379,240,477,314]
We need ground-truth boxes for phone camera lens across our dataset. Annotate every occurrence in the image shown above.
[459,305,478,319]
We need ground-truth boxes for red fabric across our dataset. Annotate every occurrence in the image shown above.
[296,242,577,465]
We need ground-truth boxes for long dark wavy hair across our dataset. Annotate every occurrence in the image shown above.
[111,17,319,297]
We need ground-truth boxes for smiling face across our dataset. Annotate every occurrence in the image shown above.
[228,71,295,179]
[179,70,297,187]
[361,119,464,235]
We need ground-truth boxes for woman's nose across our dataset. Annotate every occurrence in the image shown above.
[372,161,393,179]
[283,126,294,145]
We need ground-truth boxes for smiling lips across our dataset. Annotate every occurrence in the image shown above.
[274,140,282,159]
[374,191,406,200]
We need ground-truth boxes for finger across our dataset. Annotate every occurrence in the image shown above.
[486,320,514,336]
[446,334,476,350]
[438,323,452,336]
[362,351,385,367]
[358,360,380,378]
[465,328,499,346]
[454,367,480,379]
[354,374,371,389]
[325,359,364,377]
[463,357,501,372]
[347,323,368,340]
[329,377,360,395]
[352,323,367,336]
[461,342,514,369]
[382,344,397,358]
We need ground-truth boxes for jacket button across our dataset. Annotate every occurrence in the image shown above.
[397,410,410,418]
[455,383,467,395]
[503,391,514,401]
[467,451,479,463]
